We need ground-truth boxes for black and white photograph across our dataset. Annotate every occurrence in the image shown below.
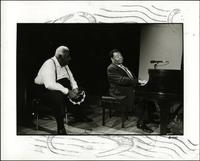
[1,1,199,160]
[17,23,183,135]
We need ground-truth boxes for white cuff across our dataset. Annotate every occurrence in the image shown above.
[63,88,69,95]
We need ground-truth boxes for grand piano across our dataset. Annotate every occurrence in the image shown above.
[136,69,183,134]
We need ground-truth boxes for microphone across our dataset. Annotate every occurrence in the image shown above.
[150,60,168,63]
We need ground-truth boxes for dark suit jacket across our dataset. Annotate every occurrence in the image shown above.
[107,63,137,110]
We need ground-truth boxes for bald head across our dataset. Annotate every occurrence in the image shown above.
[55,46,71,66]
[55,46,69,57]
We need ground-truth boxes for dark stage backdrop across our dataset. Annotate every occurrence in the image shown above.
[17,23,141,124]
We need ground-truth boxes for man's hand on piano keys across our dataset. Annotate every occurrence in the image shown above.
[138,79,148,86]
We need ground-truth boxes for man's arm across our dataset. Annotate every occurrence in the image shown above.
[65,66,78,90]
[107,66,137,86]
[41,60,69,95]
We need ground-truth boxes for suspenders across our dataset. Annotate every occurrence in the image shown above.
[51,58,70,81]
[51,58,86,105]
[51,58,57,81]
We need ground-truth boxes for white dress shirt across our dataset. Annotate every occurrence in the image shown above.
[34,56,78,95]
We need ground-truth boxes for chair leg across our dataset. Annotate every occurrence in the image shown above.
[64,113,68,124]
[32,99,39,130]
[102,103,105,126]
[121,112,125,128]
[36,114,39,130]
[121,104,126,128]
[109,107,112,118]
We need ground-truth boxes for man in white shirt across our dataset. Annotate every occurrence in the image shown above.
[34,45,79,134]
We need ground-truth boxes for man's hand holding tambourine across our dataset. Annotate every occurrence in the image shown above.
[72,88,79,95]
[67,87,86,105]
[68,90,78,99]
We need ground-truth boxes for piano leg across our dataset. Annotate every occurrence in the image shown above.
[159,101,170,135]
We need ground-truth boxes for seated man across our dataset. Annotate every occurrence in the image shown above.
[34,45,91,134]
[107,49,153,133]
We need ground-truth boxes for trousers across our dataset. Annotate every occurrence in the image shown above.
[134,98,157,123]
[36,78,71,130]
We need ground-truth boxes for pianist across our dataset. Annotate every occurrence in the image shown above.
[107,49,153,133]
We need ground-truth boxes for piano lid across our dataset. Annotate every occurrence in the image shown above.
[140,69,183,95]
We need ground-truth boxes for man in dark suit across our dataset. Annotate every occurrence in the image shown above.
[107,49,153,133]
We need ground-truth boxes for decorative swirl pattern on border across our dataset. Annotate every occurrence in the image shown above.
[152,5,170,12]
[30,4,197,160]
[48,11,96,23]
[47,5,183,23]
[29,135,199,159]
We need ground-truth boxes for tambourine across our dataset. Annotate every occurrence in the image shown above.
[68,89,86,105]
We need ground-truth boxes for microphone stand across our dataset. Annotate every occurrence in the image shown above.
[152,61,169,69]
[154,63,158,69]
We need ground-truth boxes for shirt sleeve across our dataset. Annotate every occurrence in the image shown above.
[40,60,69,95]
[65,66,78,89]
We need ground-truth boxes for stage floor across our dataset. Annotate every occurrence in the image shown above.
[17,105,182,135]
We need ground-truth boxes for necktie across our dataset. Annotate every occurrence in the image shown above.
[120,65,133,79]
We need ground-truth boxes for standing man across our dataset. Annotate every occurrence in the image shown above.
[34,46,79,134]
[107,49,153,133]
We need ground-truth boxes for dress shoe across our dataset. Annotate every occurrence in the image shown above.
[57,128,67,135]
[137,122,153,133]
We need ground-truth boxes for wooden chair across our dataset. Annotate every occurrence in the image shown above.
[31,98,68,131]
[31,84,68,131]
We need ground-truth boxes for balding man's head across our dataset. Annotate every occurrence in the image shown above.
[55,46,69,57]
[55,46,71,66]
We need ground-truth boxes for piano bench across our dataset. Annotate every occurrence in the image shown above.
[101,96,127,128]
